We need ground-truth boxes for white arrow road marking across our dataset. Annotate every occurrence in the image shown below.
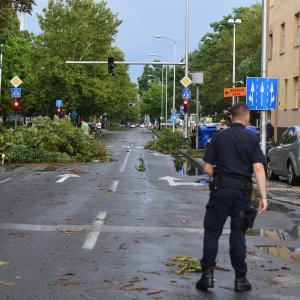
[159,176,204,187]
[0,178,11,184]
[270,83,275,104]
[82,211,107,250]
[55,174,80,183]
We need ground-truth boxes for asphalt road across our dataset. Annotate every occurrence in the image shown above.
[0,128,299,300]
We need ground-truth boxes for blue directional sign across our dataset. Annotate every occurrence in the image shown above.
[56,100,63,107]
[11,88,21,99]
[182,89,191,99]
[170,114,177,122]
[246,77,279,110]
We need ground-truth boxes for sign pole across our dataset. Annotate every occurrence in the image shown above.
[196,85,199,149]
[184,0,189,139]
[261,0,267,155]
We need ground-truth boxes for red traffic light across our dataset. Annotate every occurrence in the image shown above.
[57,107,61,112]
[183,99,189,113]
[14,101,19,108]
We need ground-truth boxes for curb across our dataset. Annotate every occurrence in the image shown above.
[177,149,204,169]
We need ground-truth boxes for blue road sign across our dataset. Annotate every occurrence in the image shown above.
[170,114,177,122]
[56,100,63,107]
[180,105,184,113]
[182,89,191,99]
[246,77,279,110]
[11,88,21,99]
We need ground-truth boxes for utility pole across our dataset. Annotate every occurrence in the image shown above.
[184,0,189,139]
[261,0,267,154]
[192,72,204,149]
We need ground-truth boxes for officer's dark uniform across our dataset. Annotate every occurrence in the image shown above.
[201,123,266,275]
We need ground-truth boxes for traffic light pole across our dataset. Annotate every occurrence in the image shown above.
[184,0,190,139]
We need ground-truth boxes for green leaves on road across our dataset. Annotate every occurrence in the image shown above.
[166,256,202,275]
[135,157,146,172]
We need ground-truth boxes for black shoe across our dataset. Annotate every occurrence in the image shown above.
[196,269,214,290]
[235,273,252,292]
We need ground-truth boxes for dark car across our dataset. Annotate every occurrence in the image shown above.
[267,126,300,185]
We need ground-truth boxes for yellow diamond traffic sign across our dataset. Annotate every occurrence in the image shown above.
[10,76,23,88]
[180,76,192,88]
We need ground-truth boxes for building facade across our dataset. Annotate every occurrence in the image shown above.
[268,0,300,140]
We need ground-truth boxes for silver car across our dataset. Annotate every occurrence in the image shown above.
[267,126,300,185]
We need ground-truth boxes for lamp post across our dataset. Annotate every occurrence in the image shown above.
[0,44,3,104]
[228,18,242,106]
[150,54,169,128]
[147,74,164,130]
[154,35,177,133]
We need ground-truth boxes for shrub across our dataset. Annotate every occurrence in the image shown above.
[0,116,110,164]
[145,129,190,154]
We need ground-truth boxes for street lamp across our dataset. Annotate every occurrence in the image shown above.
[147,74,164,129]
[154,35,177,133]
[150,53,169,127]
[228,18,242,105]
[0,44,3,105]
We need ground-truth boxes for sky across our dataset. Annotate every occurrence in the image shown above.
[26,0,259,82]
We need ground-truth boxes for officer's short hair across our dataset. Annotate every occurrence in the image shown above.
[231,102,250,118]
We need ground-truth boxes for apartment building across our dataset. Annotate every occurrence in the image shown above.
[268,0,300,139]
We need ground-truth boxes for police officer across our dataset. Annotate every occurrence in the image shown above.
[196,102,268,293]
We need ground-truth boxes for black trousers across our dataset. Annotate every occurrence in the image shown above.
[201,187,249,274]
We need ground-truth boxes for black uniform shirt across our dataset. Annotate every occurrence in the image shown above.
[203,123,266,182]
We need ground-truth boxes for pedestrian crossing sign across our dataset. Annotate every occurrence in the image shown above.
[11,88,21,99]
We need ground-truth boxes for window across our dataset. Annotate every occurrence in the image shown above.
[283,79,288,109]
[280,23,285,54]
[296,13,300,46]
[269,33,273,59]
[277,130,288,145]
[284,129,296,145]
[294,77,299,109]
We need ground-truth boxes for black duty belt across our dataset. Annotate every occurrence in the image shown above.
[210,175,252,194]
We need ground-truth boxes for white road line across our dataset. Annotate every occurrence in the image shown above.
[0,222,231,236]
[108,180,119,192]
[119,150,131,173]
[82,211,107,250]
[0,178,11,184]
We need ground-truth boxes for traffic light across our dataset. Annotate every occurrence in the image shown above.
[57,107,61,113]
[13,100,19,113]
[183,99,189,113]
[108,56,115,76]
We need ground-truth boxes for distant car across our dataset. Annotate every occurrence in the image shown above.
[140,124,145,128]
[267,126,300,185]
[130,123,136,128]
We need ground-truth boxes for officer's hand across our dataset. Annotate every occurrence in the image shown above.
[258,198,268,215]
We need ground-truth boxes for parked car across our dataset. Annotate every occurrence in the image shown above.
[130,123,136,128]
[140,124,145,128]
[267,126,300,185]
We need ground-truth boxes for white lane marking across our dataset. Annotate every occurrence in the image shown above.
[159,176,203,187]
[82,211,107,250]
[119,150,131,173]
[56,174,80,183]
[0,178,11,184]
[0,223,93,232]
[108,180,119,192]
[0,222,231,236]
[136,146,144,149]
[150,153,159,157]
[121,145,131,149]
